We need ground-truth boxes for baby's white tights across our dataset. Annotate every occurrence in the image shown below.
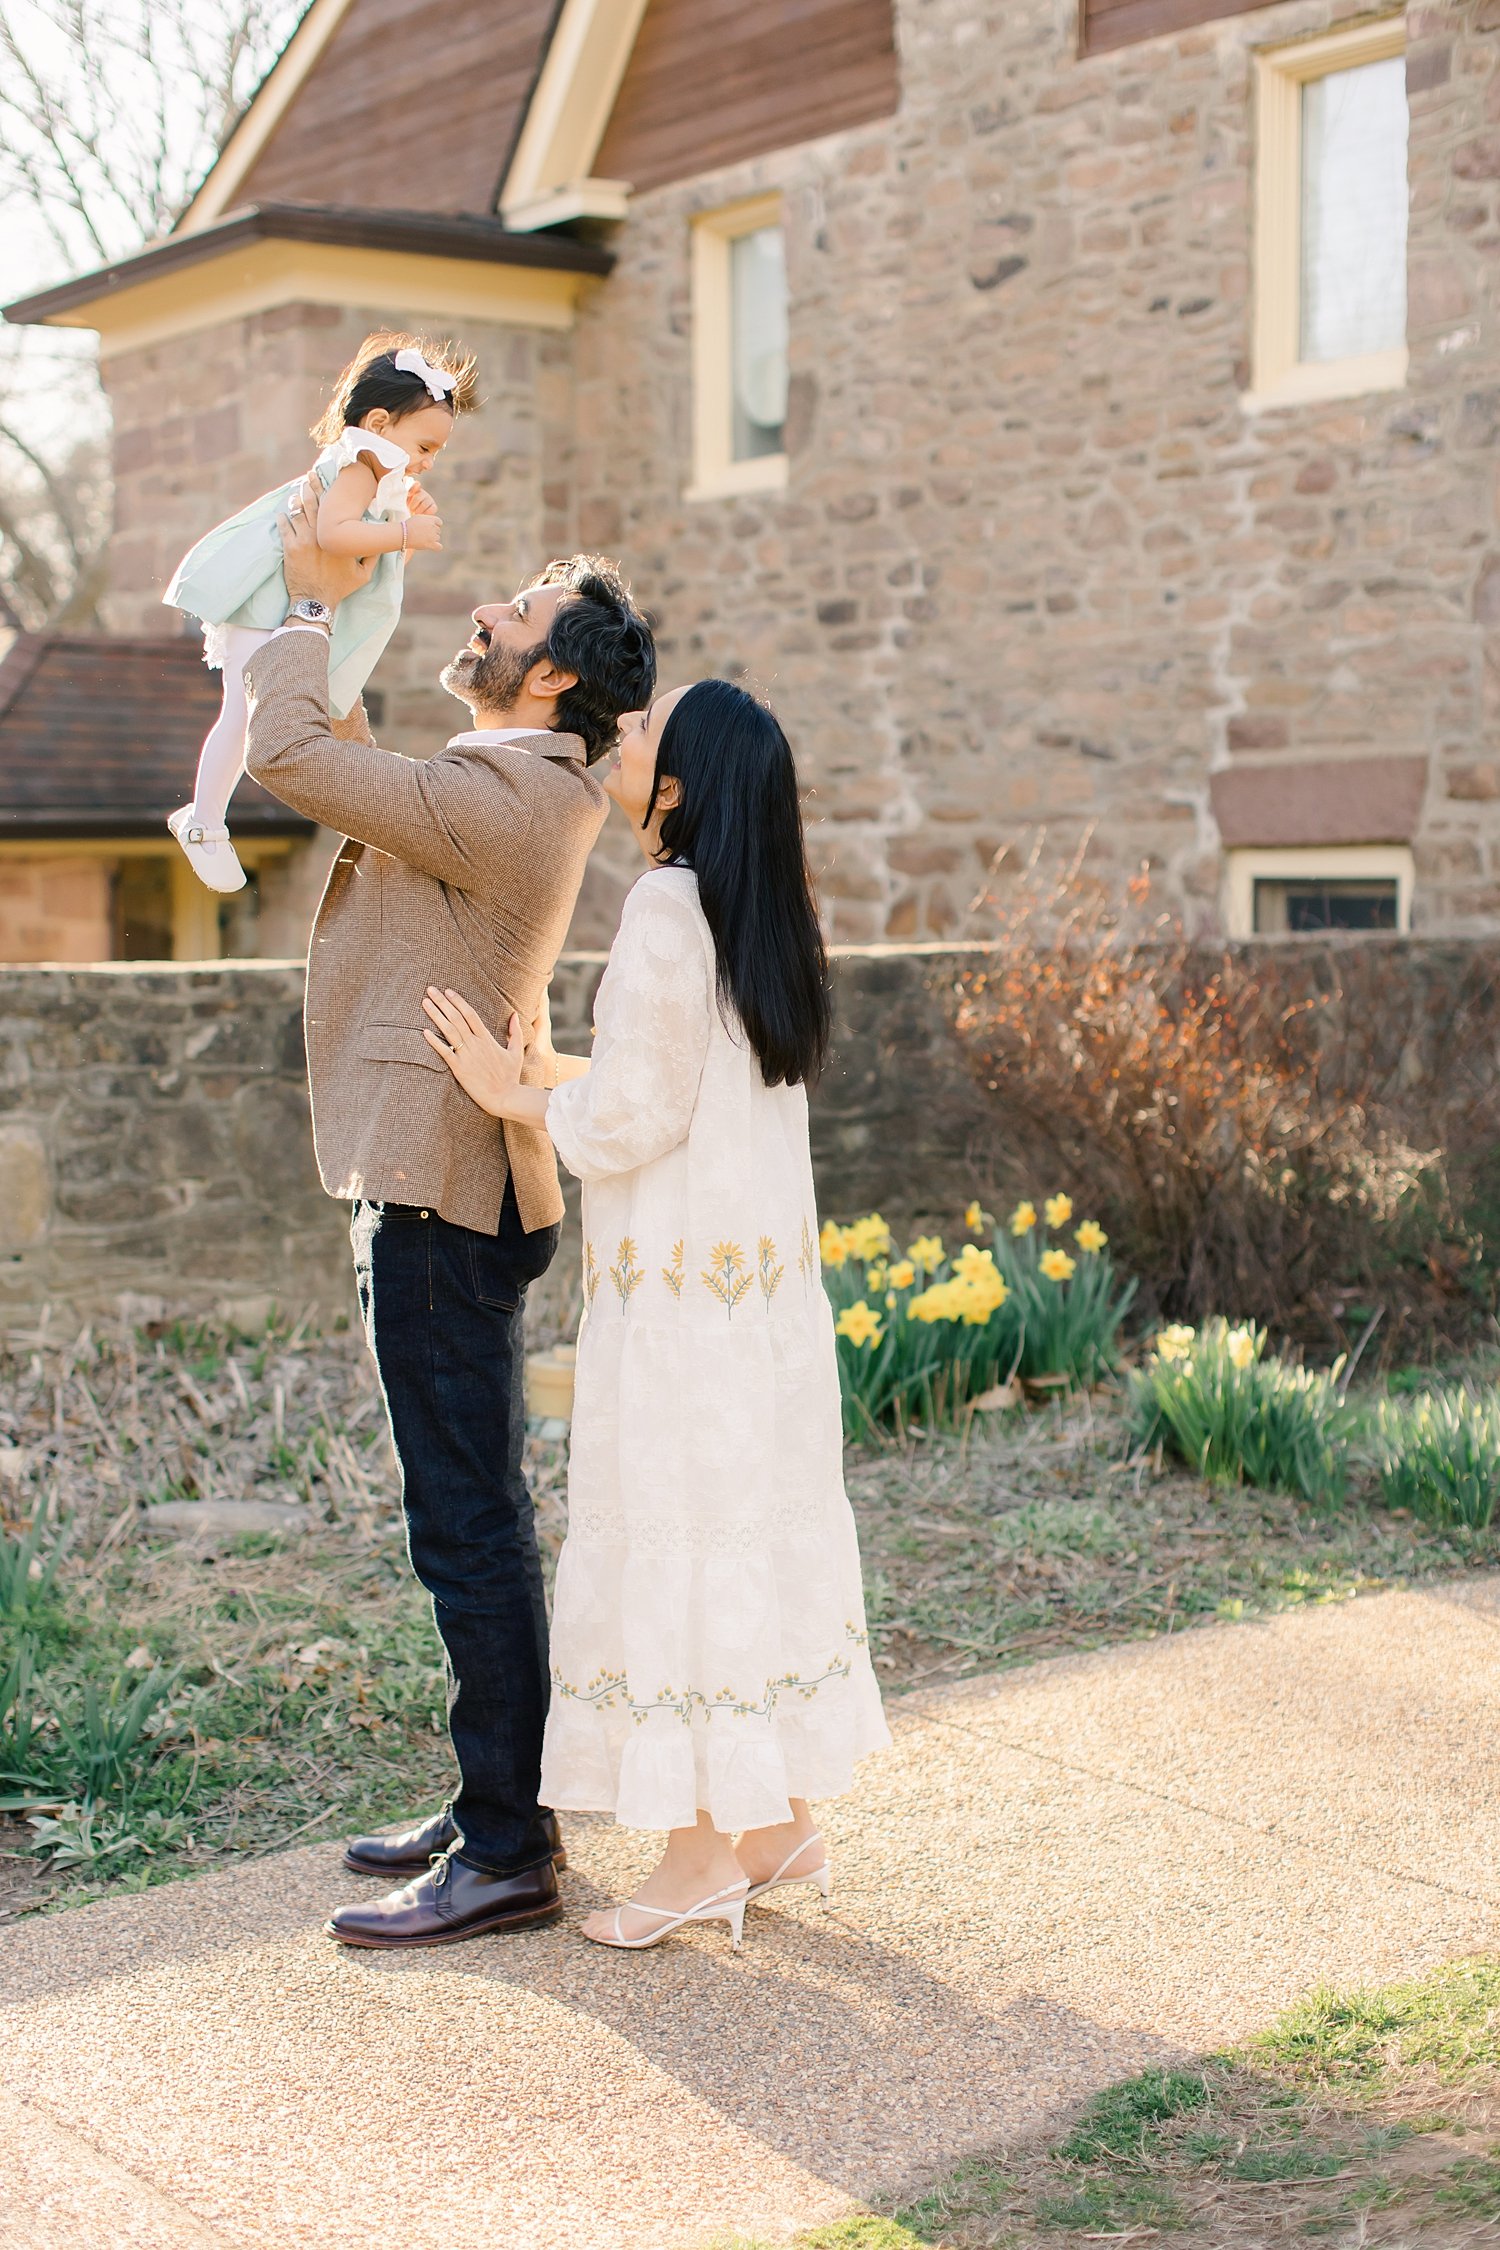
[169,625,275,894]
[191,624,276,829]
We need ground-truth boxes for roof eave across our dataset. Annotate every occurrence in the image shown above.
[0,812,317,840]
[3,202,614,329]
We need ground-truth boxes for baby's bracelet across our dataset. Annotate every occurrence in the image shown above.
[399,519,409,553]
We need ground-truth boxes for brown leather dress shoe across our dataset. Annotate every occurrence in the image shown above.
[343,1804,566,1876]
[326,1851,562,1948]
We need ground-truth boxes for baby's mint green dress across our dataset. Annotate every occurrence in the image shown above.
[162,426,411,718]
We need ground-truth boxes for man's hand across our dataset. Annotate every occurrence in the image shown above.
[279,473,378,611]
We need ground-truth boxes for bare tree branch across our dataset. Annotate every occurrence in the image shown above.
[0,0,302,624]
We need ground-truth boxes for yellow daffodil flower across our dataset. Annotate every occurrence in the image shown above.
[888,1260,916,1290]
[1009,1201,1037,1236]
[1156,1323,1196,1364]
[1226,1326,1257,1371]
[1039,1248,1076,1282]
[1044,1192,1073,1229]
[907,1235,944,1273]
[844,1214,893,1262]
[866,1262,889,1293]
[1074,1220,1108,1254]
[819,1220,848,1268]
[835,1300,884,1349]
[964,1200,988,1235]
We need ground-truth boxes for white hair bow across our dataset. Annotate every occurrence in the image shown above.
[393,346,457,402]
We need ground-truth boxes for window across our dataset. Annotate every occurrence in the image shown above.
[690,195,788,501]
[1225,846,1413,938]
[1250,19,1408,408]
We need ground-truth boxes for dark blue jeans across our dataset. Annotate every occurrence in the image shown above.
[351,1184,560,1876]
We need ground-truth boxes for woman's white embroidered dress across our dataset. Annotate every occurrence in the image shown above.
[542,866,890,1832]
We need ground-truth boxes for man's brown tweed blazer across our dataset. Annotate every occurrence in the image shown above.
[243,630,607,1234]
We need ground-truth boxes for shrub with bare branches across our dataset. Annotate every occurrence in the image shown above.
[952,854,1500,1356]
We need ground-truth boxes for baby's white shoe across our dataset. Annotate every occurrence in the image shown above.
[168,804,247,893]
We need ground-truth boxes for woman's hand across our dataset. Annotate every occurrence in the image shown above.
[423,988,525,1117]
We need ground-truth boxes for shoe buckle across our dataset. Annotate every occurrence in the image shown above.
[187,825,206,845]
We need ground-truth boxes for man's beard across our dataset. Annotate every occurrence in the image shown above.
[441,633,549,715]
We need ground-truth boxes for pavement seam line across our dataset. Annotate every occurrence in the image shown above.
[915,1710,1500,1912]
[1,2086,246,2247]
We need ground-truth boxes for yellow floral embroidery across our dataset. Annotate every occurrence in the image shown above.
[758,1235,784,1306]
[701,1239,754,1316]
[662,1240,685,1298]
[582,1241,600,1306]
[610,1236,644,1308]
[798,1218,817,1286]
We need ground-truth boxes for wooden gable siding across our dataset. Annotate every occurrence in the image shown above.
[235,0,557,216]
[594,0,898,196]
[1082,0,1284,57]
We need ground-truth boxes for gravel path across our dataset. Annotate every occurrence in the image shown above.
[3,1577,1497,2250]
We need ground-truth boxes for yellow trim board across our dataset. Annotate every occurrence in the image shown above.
[179,0,360,234]
[501,0,650,226]
[1250,13,1407,406]
[37,240,594,359]
[690,194,788,503]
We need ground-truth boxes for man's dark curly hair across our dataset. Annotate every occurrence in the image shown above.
[532,555,656,764]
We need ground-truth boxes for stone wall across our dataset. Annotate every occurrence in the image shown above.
[93,0,1500,954]
[566,0,1500,941]
[0,859,113,964]
[0,951,992,1326]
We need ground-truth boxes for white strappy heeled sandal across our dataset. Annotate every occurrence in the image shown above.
[585,1877,750,1952]
[744,1833,832,1909]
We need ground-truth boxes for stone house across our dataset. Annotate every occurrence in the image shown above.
[4,0,1497,959]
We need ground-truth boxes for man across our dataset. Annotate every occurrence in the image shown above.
[241,488,655,1947]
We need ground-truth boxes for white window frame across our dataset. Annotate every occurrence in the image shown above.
[688,194,789,503]
[1224,844,1414,939]
[1247,16,1408,412]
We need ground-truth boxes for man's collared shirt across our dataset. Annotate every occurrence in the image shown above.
[446,728,550,750]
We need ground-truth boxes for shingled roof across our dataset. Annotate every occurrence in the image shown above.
[0,634,313,840]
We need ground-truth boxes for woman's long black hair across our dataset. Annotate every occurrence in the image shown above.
[648,680,832,1089]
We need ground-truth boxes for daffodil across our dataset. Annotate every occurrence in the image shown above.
[1156,1323,1196,1364]
[1044,1192,1073,1229]
[907,1235,944,1273]
[819,1220,849,1268]
[845,1214,893,1262]
[1226,1326,1257,1371]
[835,1300,884,1349]
[888,1260,916,1290]
[866,1262,889,1293]
[964,1200,988,1235]
[1074,1220,1108,1254]
[1039,1247,1076,1282]
[1009,1201,1037,1236]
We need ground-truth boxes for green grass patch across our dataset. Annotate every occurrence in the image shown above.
[698,1957,1500,2249]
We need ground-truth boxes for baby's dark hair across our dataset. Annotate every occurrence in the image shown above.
[310,330,479,444]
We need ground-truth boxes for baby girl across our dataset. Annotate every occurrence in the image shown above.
[162,329,477,892]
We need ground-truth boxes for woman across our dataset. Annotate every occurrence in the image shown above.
[421,679,889,1951]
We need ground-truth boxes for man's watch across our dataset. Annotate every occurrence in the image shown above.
[287,598,333,630]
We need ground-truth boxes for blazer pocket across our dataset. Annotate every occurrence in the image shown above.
[357,1026,448,1073]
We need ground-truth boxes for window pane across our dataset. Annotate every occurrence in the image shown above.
[1253,877,1398,935]
[1300,56,1408,364]
[730,225,788,462]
